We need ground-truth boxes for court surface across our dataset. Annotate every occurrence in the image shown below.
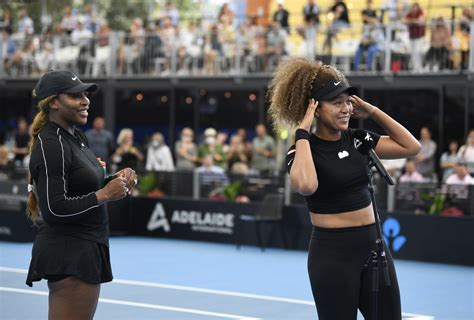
[1,236,473,319]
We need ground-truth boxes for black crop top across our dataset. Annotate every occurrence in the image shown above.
[286,128,380,214]
[29,121,109,246]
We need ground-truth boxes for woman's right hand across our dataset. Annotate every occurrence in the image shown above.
[299,99,318,132]
[95,176,129,204]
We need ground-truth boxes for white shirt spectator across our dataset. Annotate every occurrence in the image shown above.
[71,24,93,47]
[445,173,474,185]
[146,141,175,172]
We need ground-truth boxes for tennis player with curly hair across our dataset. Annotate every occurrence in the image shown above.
[267,57,420,320]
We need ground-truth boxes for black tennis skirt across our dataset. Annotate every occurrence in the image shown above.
[26,233,113,287]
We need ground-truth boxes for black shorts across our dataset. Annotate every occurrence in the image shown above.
[26,234,113,287]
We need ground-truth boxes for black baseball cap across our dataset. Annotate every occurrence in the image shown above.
[311,80,358,101]
[34,70,97,100]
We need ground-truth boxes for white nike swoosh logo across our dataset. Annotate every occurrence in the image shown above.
[72,76,77,81]
[334,81,341,86]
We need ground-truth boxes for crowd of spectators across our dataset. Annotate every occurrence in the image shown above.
[1,1,473,77]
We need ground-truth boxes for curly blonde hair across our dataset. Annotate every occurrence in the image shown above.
[267,57,348,130]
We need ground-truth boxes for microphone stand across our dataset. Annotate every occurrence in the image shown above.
[365,163,391,320]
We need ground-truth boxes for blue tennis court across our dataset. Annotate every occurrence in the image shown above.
[1,237,472,319]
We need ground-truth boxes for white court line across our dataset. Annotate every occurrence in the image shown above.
[0,266,314,306]
[0,267,434,319]
[0,287,260,320]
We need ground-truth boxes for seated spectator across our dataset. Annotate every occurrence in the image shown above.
[2,27,16,73]
[353,19,385,71]
[251,124,275,175]
[440,140,459,182]
[445,161,474,185]
[198,127,227,169]
[175,127,198,171]
[362,0,378,25]
[60,5,77,35]
[216,131,229,154]
[197,154,226,174]
[7,34,38,74]
[12,117,29,167]
[399,159,426,183]
[457,129,474,173]
[0,145,14,180]
[145,132,175,172]
[423,16,452,71]
[380,158,406,178]
[17,7,34,35]
[33,37,53,75]
[266,21,288,69]
[71,18,93,74]
[111,128,144,172]
[415,126,436,179]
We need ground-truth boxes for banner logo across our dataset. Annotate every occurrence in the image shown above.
[147,203,171,232]
[383,218,406,252]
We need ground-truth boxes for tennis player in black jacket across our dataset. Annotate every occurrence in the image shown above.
[26,70,138,319]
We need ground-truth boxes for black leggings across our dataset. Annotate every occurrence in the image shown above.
[308,223,401,320]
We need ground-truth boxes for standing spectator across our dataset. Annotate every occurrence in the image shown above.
[198,127,227,169]
[399,159,426,183]
[160,1,180,27]
[236,127,253,162]
[323,1,350,55]
[251,124,275,175]
[423,17,452,71]
[227,134,248,173]
[111,128,144,172]
[175,127,198,171]
[145,132,174,172]
[218,3,235,27]
[405,2,426,72]
[60,5,77,35]
[96,20,111,47]
[12,117,29,167]
[440,140,459,182]
[302,0,320,59]
[1,7,13,31]
[415,126,436,179]
[445,161,474,185]
[457,7,472,70]
[273,1,290,34]
[457,129,474,173]
[383,0,409,25]
[85,116,115,166]
[17,7,34,35]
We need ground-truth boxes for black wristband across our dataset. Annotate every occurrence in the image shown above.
[295,128,310,142]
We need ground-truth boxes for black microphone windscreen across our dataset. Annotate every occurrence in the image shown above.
[353,129,375,155]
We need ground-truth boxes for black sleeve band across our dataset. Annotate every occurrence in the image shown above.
[295,128,310,142]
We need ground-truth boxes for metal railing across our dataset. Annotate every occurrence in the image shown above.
[1,20,473,78]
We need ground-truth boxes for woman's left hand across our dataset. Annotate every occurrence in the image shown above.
[350,95,377,120]
[116,168,138,194]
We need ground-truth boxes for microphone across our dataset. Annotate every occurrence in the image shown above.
[353,129,395,185]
